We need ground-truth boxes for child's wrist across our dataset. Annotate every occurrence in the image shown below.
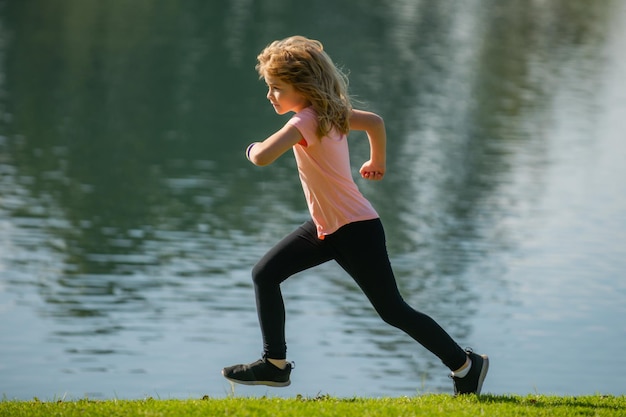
[246,143,257,160]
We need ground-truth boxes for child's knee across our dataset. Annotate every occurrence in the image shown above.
[251,261,284,287]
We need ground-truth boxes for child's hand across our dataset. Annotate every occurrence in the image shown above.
[359,160,385,181]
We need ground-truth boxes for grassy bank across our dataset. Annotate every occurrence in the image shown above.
[1,394,624,416]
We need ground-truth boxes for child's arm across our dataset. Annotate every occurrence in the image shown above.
[350,109,386,180]
[246,124,303,166]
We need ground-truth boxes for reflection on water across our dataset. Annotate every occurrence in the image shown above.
[1,0,625,399]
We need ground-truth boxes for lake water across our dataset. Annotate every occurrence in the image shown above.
[1,0,625,400]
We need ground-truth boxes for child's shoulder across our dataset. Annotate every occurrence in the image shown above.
[289,106,317,124]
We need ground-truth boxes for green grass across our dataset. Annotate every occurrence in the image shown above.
[1,394,625,417]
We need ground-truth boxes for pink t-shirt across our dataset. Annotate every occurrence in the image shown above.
[287,107,379,238]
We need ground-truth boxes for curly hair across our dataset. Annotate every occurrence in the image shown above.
[256,36,352,138]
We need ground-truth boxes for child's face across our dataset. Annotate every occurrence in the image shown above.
[264,75,310,115]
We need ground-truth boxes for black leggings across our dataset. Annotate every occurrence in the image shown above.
[252,218,467,371]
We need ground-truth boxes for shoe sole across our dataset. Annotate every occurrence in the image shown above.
[474,354,489,395]
[222,371,291,388]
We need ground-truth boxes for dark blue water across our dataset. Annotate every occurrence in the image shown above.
[1,0,625,399]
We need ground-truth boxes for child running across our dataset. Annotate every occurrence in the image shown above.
[221,35,488,395]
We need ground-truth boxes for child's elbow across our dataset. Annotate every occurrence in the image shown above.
[371,113,385,129]
[358,111,384,131]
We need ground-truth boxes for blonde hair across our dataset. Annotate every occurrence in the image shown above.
[256,36,352,138]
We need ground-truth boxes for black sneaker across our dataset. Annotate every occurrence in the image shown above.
[451,349,489,395]
[222,357,293,387]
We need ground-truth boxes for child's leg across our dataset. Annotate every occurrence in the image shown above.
[252,220,332,359]
[327,219,467,371]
